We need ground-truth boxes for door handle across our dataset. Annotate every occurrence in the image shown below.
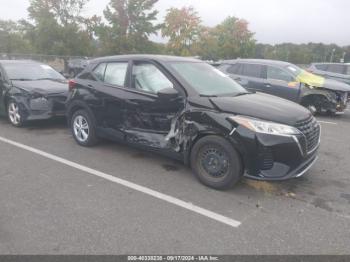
[87,84,93,88]
[265,84,272,88]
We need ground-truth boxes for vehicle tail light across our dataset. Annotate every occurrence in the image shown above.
[68,80,77,91]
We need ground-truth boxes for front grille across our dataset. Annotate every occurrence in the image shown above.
[295,116,320,153]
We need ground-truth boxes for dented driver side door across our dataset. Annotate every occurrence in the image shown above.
[121,60,185,149]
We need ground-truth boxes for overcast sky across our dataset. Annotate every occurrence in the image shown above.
[0,0,349,45]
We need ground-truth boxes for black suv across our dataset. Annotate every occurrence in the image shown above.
[66,55,320,190]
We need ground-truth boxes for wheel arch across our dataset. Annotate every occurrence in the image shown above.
[66,100,93,122]
[185,132,245,172]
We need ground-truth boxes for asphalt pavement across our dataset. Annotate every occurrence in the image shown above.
[0,112,349,255]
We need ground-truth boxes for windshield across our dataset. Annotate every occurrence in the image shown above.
[169,62,248,96]
[285,65,303,77]
[3,63,65,81]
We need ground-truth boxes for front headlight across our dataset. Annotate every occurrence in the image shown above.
[230,116,300,136]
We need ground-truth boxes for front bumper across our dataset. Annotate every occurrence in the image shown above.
[325,91,348,114]
[232,127,320,181]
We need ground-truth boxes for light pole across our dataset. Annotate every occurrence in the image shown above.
[341,52,346,63]
[330,48,336,63]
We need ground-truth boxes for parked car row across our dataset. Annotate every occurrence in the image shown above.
[1,55,343,190]
[218,59,350,115]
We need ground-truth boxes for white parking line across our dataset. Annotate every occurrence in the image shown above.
[317,120,338,125]
[0,135,241,228]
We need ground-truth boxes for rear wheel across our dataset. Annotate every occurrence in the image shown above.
[7,100,24,127]
[71,110,98,147]
[190,136,243,190]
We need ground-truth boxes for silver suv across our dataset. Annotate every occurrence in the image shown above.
[308,63,350,85]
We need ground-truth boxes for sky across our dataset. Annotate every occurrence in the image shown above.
[0,0,349,45]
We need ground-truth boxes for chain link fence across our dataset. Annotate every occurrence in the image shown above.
[0,53,91,75]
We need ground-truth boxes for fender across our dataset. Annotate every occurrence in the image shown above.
[66,99,96,124]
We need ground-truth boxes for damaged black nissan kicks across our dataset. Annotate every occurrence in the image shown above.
[0,60,68,127]
[66,55,321,190]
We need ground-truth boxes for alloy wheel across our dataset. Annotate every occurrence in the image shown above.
[8,102,21,126]
[73,115,90,143]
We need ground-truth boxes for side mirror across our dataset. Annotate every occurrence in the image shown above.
[157,88,179,100]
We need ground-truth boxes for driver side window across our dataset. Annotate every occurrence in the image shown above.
[132,62,174,94]
[267,66,294,82]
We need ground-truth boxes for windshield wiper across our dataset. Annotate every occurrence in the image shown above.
[11,78,34,81]
[234,92,252,97]
[200,94,218,98]
[35,78,62,81]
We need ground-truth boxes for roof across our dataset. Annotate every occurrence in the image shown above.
[220,59,292,67]
[0,60,41,65]
[90,54,202,64]
[311,62,350,65]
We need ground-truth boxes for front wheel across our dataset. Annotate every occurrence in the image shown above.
[7,100,24,127]
[71,110,98,147]
[190,136,243,190]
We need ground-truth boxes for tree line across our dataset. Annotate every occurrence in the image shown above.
[0,0,349,64]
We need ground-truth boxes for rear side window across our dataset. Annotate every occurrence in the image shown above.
[227,64,243,74]
[93,63,107,81]
[315,64,328,71]
[267,66,293,82]
[242,64,263,78]
[104,63,128,86]
[327,64,346,74]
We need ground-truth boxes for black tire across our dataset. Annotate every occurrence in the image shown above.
[7,100,25,127]
[190,135,243,190]
[70,109,99,147]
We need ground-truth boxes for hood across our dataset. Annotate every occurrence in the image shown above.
[297,70,325,87]
[210,92,311,126]
[297,70,350,92]
[12,79,69,95]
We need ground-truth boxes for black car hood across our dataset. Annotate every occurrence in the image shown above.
[12,79,69,95]
[324,79,350,92]
[210,92,312,126]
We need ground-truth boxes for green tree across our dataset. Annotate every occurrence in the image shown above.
[24,0,96,56]
[215,16,256,59]
[195,16,256,60]
[97,0,161,55]
[162,6,201,56]
[195,26,219,60]
[0,20,33,54]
